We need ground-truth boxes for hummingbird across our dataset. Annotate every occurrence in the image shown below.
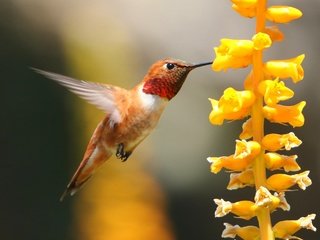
[33,58,212,201]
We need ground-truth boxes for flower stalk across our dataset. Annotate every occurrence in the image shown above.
[208,0,316,239]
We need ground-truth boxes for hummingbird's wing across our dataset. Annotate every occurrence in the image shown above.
[32,68,122,125]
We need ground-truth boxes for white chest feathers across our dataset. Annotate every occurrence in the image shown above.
[138,86,168,112]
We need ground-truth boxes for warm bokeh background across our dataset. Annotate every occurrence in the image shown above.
[1,0,319,239]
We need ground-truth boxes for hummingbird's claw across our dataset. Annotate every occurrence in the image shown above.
[116,143,132,162]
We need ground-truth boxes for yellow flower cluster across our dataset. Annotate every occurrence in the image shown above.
[208,1,315,240]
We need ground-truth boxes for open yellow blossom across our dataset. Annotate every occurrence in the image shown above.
[264,152,300,172]
[254,187,290,212]
[263,25,284,42]
[266,171,312,192]
[227,169,254,190]
[273,214,316,239]
[264,54,305,83]
[258,79,294,106]
[208,155,251,173]
[210,155,247,174]
[266,6,303,24]
[239,118,253,140]
[262,132,302,152]
[222,223,260,240]
[212,39,254,71]
[214,199,257,220]
[232,4,256,18]
[263,101,306,127]
[252,32,272,51]
[209,88,255,125]
[208,140,260,173]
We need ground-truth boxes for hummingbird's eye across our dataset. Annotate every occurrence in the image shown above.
[165,63,175,70]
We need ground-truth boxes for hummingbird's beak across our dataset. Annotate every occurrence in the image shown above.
[190,61,213,69]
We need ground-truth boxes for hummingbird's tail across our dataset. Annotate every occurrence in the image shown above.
[60,121,112,202]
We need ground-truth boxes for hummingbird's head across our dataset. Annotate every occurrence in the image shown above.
[142,58,212,100]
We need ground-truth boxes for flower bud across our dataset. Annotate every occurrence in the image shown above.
[266,6,303,23]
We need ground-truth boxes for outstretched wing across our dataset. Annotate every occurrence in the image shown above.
[32,68,122,125]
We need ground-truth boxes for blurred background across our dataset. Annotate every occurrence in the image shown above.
[1,0,319,239]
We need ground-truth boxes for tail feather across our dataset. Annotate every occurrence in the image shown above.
[60,120,112,201]
[60,175,93,202]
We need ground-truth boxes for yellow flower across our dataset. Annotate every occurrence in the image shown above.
[263,101,306,127]
[266,171,312,192]
[264,152,300,172]
[258,79,294,106]
[252,32,272,51]
[264,54,305,83]
[208,140,260,173]
[209,88,255,125]
[222,223,260,240]
[263,25,284,42]
[214,198,257,220]
[254,187,290,212]
[262,132,302,152]
[266,6,303,24]
[212,39,254,71]
[208,154,251,173]
[227,169,254,190]
[273,214,316,239]
[232,4,256,18]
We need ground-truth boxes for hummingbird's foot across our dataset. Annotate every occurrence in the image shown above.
[116,143,132,162]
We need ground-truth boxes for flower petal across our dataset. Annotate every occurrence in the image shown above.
[263,25,284,42]
[240,118,253,140]
[227,169,254,190]
[258,79,294,105]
